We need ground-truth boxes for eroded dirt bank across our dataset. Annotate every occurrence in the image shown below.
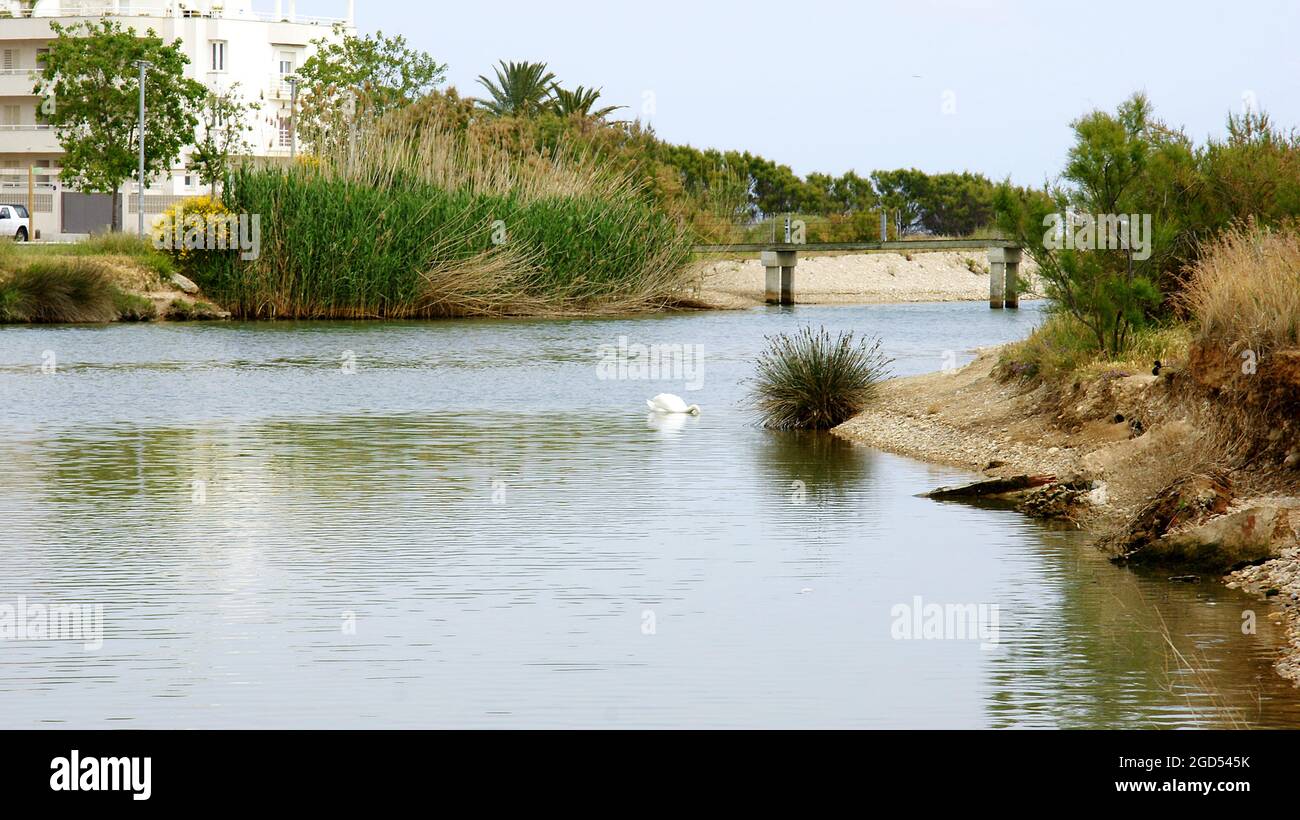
[834,348,1300,684]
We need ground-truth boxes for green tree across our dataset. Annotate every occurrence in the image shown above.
[551,85,623,120]
[829,171,877,214]
[297,27,447,155]
[870,168,929,236]
[476,61,556,117]
[917,171,995,236]
[36,20,204,231]
[995,94,1167,356]
[188,84,258,194]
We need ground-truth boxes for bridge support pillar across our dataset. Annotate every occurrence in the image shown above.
[762,250,798,305]
[987,247,1022,309]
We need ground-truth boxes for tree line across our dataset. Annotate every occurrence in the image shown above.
[33,21,1004,241]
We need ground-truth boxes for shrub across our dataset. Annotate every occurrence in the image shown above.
[151,195,235,273]
[111,289,157,321]
[1179,222,1300,355]
[999,312,1190,384]
[164,298,223,321]
[751,327,892,430]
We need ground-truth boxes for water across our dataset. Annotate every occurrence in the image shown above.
[1,302,1297,728]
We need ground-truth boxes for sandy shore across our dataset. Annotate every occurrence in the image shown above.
[692,250,1042,308]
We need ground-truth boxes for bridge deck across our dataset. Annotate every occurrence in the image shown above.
[692,238,1018,253]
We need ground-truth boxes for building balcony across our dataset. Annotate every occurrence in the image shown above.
[267,74,297,100]
[0,69,40,97]
[0,124,60,153]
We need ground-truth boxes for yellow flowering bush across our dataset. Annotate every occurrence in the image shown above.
[151,195,237,265]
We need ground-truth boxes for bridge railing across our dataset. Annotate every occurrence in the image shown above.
[690,210,1013,251]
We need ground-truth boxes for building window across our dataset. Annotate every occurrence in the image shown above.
[210,41,226,72]
[278,50,296,75]
[278,117,291,147]
[2,105,21,126]
[2,50,19,71]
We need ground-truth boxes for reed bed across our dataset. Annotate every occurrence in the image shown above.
[195,117,694,319]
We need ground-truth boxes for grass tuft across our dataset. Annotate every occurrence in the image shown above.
[751,326,892,430]
[0,259,118,323]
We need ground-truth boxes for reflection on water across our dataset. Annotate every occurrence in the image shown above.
[0,303,1296,728]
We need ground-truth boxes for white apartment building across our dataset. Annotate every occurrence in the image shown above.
[0,0,354,235]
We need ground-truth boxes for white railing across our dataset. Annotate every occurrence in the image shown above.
[267,72,296,98]
[0,123,52,130]
[11,4,347,26]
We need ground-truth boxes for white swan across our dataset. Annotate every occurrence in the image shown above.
[646,393,700,415]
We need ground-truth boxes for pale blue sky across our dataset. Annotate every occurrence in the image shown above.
[288,0,1300,184]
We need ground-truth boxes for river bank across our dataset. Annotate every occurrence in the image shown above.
[2,245,1040,323]
[0,241,227,323]
[834,347,1300,685]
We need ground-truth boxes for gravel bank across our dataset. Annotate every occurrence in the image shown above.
[1228,552,1300,683]
[832,349,1080,478]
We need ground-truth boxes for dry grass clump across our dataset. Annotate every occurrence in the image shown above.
[1180,222,1300,354]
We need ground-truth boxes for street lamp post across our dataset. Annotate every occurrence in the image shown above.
[134,59,151,236]
[286,75,299,160]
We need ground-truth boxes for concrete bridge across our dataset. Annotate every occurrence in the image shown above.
[692,239,1025,308]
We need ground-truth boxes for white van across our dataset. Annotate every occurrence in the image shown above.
[0,204,31,241]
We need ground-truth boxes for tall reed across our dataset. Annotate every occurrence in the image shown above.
[193,115,694,319]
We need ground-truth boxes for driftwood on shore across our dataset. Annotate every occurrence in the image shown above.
[922,475,1057,500]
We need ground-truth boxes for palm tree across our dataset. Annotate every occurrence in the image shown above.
[551,85,624,120]
[476,60,556,117]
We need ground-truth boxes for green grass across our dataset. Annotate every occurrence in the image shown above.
[111,289,157,321]
[12,233,174,278]
[750,326,892,430]
[164,298,222,321]
[999,313,1192,384]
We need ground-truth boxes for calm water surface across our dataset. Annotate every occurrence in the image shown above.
[1,302,1297,728]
